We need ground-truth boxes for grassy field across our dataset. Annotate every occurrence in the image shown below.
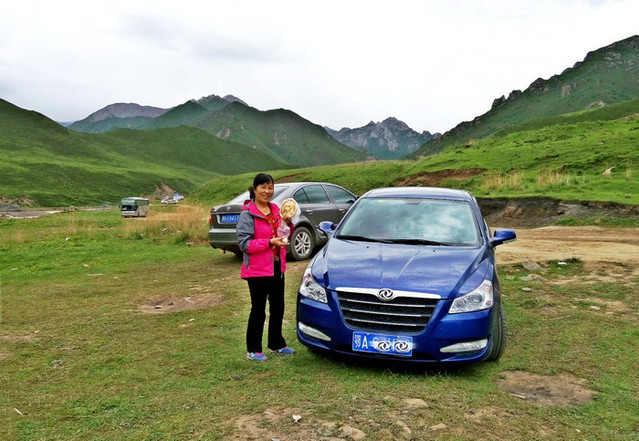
[193,102,639,209]
[1,206,637,440]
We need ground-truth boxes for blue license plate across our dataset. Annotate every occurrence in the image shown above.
[352,332,413,357]
[220,214,239,223]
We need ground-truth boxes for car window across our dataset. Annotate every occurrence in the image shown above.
[339,198,479,245]
[297,185,330,204]
[293,188,310,204]
[325,185,355,204]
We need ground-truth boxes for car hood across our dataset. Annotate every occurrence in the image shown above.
[315,238,491,298]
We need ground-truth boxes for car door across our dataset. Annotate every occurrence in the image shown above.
[292,184,337,227]
[323,184,357,224]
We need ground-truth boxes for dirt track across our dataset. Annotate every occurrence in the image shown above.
[496,226,639,265]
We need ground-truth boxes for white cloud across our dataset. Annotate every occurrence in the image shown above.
[1,0,637,132]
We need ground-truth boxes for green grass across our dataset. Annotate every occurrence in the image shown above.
[0,99,287,207]
[193,113,639,208]
[3,96,638,208]
[1,209,637,440]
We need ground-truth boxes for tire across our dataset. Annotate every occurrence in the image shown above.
[289,226,314,261]
[486,302,507,362]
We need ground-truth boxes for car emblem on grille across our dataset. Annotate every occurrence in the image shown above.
[377,288,395,301]
[226,206,232,212]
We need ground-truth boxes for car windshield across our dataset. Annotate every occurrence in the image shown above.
[226,185,290,204]
[337,197,480,246]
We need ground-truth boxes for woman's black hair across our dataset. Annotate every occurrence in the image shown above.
[248,173,275,199]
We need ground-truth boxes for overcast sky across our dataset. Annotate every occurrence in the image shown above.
[1,0,637,134]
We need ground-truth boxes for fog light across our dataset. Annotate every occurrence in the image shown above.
[440,339,488,353]
[298,322,331,342]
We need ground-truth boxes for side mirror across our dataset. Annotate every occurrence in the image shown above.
[318,221,336,238]
[490,229,517,247]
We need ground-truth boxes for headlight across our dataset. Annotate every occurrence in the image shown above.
[449,280,493,313]
[299,266,327,303]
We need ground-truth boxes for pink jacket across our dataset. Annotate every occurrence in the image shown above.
[236,200,294,278]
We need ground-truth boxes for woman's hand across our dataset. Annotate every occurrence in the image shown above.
[270,236,289,247]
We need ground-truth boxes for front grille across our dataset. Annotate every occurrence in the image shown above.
[337,289,439,334]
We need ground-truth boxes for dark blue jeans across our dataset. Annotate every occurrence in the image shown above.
[245,262,287,353]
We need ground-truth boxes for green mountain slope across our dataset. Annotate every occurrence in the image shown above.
[194,103,370,166]
[0,99,286,206]
[195,99,639,207]
[413,35,639,156]
[69,115,155,133]
[69,99,369,167]
[147,100,210,129]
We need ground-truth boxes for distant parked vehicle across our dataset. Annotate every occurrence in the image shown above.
[208,182,357,260]
[120,197,150,217]
[296,187,516,365]
[161,197,178,204]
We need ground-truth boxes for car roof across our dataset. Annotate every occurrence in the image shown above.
[223,182,350,205]
[360,187,473,202]
[274,182,333,187]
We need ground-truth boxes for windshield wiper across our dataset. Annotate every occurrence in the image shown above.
[389,238,451,246]
[337,234,393,244]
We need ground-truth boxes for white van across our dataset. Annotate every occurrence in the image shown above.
[120,197,150,217]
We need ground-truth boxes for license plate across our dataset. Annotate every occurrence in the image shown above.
[219,214,239,223]
[352,332,413,357]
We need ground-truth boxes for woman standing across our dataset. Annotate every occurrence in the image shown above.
[236,173,295,361]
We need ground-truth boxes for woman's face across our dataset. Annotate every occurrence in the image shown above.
[254,182,274,205]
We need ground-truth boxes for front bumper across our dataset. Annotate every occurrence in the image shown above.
[296,294,495,363]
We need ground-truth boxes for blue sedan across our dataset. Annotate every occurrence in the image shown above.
[296,187,516,364]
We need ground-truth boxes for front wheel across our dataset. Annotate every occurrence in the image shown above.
[485,302,507,362]
[289,226,314,261]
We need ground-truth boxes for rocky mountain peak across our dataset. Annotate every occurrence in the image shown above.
[325,118,438,160]
[84,103,168,122]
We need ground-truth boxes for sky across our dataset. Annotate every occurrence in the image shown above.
[1,0,637,134]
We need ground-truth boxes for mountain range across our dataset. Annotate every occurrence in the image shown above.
[1,35,638,206]
[412,34,639,156]
[69,95,428,161]
[325,118,439,160]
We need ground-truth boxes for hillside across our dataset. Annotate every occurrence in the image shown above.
[194,99,639,212]
[69,97,369,167]
[412,35,639,156]
[69,103,168,133]
[0,99,286,206]
[194,102,370,166]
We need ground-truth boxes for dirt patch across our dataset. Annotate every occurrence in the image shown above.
[480,197,639,228]
[464,406,514,422]
[0,196,36,207]
[0,333,40,342]
[0,353,10,361]
[495,226,639,265]
[139,293,223,313]
[397,169,485,187]
[277,173,311,183]
[232,408,334,441]
[0,209,65,219]
[497,371,595,407]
